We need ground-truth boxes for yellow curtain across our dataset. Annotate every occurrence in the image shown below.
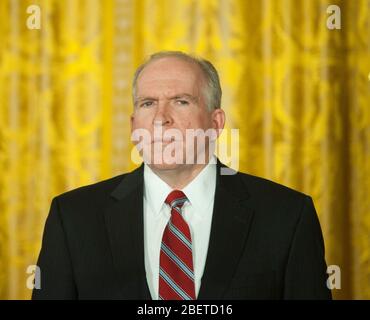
[0,0,368,299]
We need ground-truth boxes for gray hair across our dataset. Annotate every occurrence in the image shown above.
[132,51,222,111]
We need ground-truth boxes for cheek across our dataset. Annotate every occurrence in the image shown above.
[131,118,139,132]
[177,109,202,127]
[132,113,151,130]
[193,113,212,129]
[177,116,210,134]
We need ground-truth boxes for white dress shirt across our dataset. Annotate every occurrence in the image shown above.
[143,157,217,299]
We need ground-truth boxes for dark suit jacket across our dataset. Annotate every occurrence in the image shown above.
[32,159,332,299]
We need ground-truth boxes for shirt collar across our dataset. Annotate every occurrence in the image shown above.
[144,163,173,217]
[144,155,217,217]
[182,155,217,213]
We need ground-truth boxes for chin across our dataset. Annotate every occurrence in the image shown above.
[147,162,184,171]
[142,148,187,170]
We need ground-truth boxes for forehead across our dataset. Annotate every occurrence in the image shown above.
[136,57,205,94]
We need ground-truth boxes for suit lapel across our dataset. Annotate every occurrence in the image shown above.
[104,159,254,300]
[197,160,254,299]
[104,163,151,299]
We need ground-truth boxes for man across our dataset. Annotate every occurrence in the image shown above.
[33,51,332,299]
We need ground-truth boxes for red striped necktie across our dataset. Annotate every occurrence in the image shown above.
[158,190,196,300]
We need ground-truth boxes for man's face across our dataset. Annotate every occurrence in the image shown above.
[131,57,224,170]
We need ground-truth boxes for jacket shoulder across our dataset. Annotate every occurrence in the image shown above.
[238,171,309,200]
[233,171,312,222]
[56,174,125,202]
[53,164,142,208]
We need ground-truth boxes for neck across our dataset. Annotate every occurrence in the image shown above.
[148,161,210,189]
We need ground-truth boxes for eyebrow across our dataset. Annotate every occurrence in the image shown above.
[171,94,199,102]
[134,93,199,106]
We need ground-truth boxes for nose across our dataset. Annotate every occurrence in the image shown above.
[153,100,172,127]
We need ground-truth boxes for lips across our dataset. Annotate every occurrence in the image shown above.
[152,138,177,143]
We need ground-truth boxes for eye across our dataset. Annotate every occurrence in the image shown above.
[176,100,189,106]
[140,101,154,108]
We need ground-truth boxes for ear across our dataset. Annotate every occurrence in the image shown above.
[211,108,225,138]
[130,113,135,132]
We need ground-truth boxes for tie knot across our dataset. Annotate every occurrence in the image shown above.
[165,190,187,209]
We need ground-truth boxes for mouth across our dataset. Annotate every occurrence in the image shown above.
[151,137,177,143]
